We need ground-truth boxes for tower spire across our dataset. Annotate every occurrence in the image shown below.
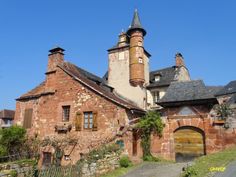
[127,9,146,36]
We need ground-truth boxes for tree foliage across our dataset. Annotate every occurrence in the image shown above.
[0,125,26,155]
[214,103,233,120]
[136,111,165,158]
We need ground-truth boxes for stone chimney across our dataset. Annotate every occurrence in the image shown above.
[46,47,65,73]
[118,31,127,47]
[175,52,185,67]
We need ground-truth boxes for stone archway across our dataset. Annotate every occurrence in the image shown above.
[174,126,205,162]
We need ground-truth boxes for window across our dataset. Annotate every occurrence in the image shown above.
[138,58,143,63]
[178,107,195,115]
[154,75,161,81]
[3,119,12,125]
[23,109,33,129]
[153,91,160,104]
[84,112,93,129]
[42,152,52,167]
[62,106,70,122]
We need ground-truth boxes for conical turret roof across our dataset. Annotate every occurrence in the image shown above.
[127,9,146,36]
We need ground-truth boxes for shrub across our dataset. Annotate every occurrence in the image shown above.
[0,145,7,157]
[143,155,160,162]
[119,156,132,168]
[182,166,198,177]
[9,170,17,177]
[0,125,26,155]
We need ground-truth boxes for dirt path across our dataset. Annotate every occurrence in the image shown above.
[121,162,186,177]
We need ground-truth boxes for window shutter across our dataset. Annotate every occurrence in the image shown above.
[23,109,33,129]
[92,112,98,131]
[75,112,82,131]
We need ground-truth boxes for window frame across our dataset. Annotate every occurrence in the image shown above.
[152,91,160,104]
[83,112,93,129]
[62,105,70,122]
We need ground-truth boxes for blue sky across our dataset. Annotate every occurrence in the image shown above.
[0,0,235,110]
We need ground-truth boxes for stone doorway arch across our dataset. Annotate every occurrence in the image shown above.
[174,126,205,162]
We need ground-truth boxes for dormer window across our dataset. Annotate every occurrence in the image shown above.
[154,74,161,81]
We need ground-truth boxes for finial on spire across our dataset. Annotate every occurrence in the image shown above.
[127,9,146,36]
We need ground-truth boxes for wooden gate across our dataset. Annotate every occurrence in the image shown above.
[174,126,205,162]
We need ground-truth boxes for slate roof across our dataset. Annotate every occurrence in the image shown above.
[158,80,219,105]
[0,109,15,119]
[17,62,144,112]
[215,80,236,96]
[228,93,236,104]
[148,66,178,88]
[127,9,146,36]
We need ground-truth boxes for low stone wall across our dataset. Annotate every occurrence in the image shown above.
[81,152,120,177]
[0,162,33,176]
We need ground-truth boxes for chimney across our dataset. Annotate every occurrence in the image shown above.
[46,46,65,73]
[118,31,127,47]
[175,52,185,67]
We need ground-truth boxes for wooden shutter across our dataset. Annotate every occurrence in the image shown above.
[23,109,33,129]
[75,112,82,131]
[92,112,98,131]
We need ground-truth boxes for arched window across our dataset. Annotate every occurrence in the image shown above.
[178,107,195,115]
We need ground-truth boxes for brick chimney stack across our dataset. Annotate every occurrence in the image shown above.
[175,52,185,67]
[46,47,65,73]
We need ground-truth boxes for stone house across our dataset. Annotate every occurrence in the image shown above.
[0,109,14,128]
[14,10,236,165]
[14,47,146,166]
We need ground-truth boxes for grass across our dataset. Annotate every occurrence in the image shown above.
[0,158,37,166]
[101,157,174,177]
[182,146,236,177]
[100,164,141,177]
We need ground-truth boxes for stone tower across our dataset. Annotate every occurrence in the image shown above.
[127,9,147,86]
[107,10,150,109]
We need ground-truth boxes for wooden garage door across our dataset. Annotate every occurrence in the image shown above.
[174,127,205,162]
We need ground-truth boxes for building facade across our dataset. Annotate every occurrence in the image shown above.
[0,109,14,128]
[14,10,236,165]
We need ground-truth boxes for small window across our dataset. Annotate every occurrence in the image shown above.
[62,106,70,122]
[138,58,143,63]
[84,112,93,129]
[42,152,52,167]
[178,107,196,115]
[154,75,161,81]
[153,91,160,104]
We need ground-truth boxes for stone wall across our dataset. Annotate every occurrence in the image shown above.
[14,67,133,166]
[81,152,120,177]
[149,105,236,161]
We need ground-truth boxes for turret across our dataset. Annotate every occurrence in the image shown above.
[127,9,146,87]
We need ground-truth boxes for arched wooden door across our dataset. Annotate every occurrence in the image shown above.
[174,126,205,162]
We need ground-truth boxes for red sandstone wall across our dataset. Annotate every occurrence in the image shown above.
[149,105,236,161]
[14,67,132,164]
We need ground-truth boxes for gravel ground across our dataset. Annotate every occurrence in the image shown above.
[213,161,236,177]
[121,162,187,177]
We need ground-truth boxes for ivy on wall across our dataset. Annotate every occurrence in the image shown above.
[136,111,165,159]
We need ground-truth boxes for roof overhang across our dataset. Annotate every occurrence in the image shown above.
[158,98,218,107]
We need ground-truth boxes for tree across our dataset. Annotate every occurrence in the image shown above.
[0,125,26,155]
[136,111,165,159]
[214,103,233,120]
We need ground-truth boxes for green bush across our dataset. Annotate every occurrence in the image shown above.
[143,155,160,162]
[0,125,26,156]
[182,166,198,177]
[119,156,132,168]
[0,145,7,157]
[9,170,17,177]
